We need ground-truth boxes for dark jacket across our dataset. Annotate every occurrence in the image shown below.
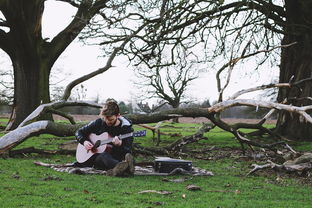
[75,116,134,161]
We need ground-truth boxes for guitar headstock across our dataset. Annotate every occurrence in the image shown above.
[133,130,147,137]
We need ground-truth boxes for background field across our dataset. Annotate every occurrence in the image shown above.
[0,117,311,208]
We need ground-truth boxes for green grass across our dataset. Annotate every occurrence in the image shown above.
[290,141,312,152]
[1,121,312,207]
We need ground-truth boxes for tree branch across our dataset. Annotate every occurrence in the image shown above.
[48,0,107,64]
[209,99,312,123]
[18,101,102,128]
[55,0,80,8]
[229,83,290,100]
[166,123,214,153]
[216,42,296,101]
[61,21,148,100]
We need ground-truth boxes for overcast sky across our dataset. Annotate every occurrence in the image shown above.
[42,1,138,103]
[1,0,280,105]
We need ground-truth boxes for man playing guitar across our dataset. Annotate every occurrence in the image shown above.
[75,99,134,176]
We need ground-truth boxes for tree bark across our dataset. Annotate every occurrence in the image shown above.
[0,121,82,154]
[8,52,52,129]
[276,0,312,140]
[1,0,52,129]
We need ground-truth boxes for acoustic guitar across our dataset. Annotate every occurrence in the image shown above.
[76,130,146,163]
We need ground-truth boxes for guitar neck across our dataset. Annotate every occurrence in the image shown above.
[100,132,133,146]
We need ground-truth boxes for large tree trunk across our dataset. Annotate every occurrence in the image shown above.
[2,0,52,129]
[8,57,51,129]
[0,0,100,129]
[276,0,312,140]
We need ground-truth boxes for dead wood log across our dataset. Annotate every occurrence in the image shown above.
[2,87,312,155]
[134,123,214,156]
[247,153,312,176]
[283,153,312,165]
[0,121,83,154]
[208,99,312,123]
[166,123,214,153]
[0,107,212,154]
[18,102,213,128]
[137,121,163,145]
[126,108,210,124]
[207,114,285,154]
[232,109,280,139]
[247,161,312,176]
[137,122,182,146]
[18,101,102,128]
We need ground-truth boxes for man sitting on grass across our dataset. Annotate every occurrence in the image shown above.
[75,99,134,176]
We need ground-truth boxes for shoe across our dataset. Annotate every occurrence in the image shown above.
[106,161,129,176]
[125,153,135,175]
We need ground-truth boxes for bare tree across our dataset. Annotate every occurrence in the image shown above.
[88,0,312,139]
[135,62,199,109]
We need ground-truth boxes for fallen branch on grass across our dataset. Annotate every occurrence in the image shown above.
[247,153,312,176]
[0,121,82,154]
[138,190,172,195]
[133,123,214,156]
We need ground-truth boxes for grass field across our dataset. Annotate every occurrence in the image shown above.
[0,120,312,208]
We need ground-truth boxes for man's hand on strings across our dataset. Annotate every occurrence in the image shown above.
[83,140,94,150]
[112,136,122,146]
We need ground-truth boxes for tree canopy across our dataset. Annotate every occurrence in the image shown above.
[0,0,311,140]
[83,0,311,139]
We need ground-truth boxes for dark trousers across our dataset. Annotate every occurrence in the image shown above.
[76,152,120,170]
[94,152,120,170]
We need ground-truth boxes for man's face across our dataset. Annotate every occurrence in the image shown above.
[103,115,118,126]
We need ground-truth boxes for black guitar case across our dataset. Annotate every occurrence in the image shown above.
[154,157,192,173]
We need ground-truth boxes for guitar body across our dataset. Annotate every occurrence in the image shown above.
[76,130,146,163]
[76,133,111,163]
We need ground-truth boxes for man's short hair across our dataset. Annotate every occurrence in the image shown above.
[100,100,120,116]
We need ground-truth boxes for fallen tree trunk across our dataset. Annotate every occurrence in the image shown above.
[2,95,312,155]
[0,121,83,154]
[127,108,210,124]
[0,107,212,154]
